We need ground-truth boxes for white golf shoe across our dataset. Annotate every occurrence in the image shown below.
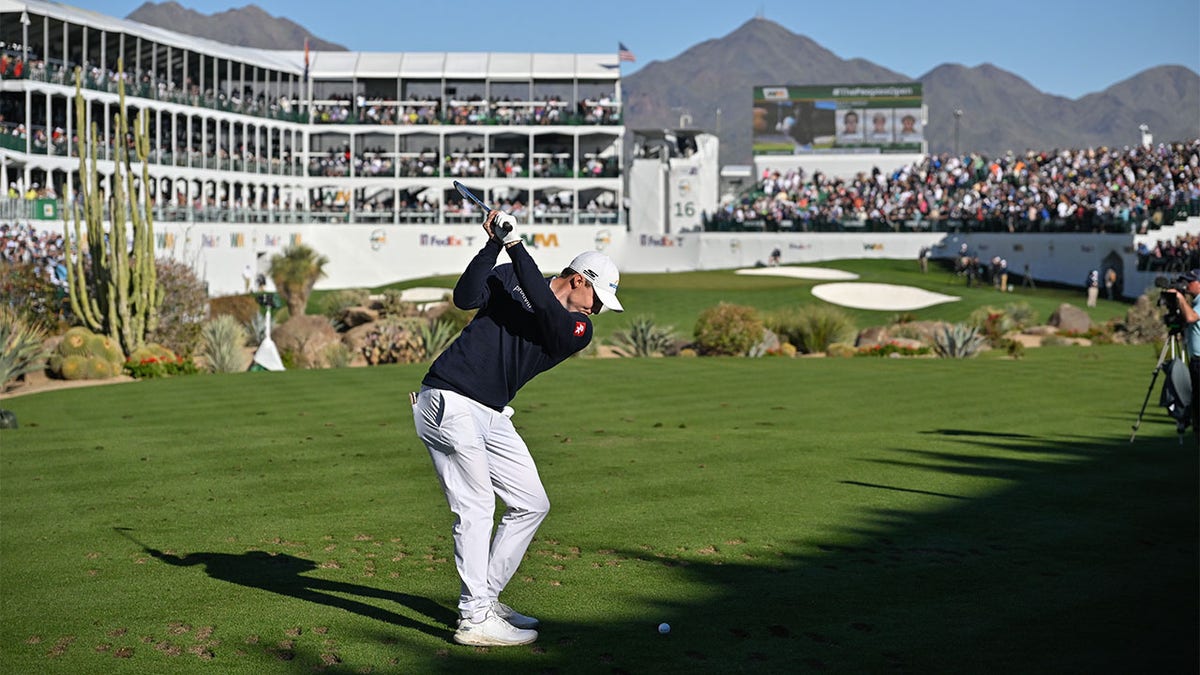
[453,609,538,646]
[491,600,540,629]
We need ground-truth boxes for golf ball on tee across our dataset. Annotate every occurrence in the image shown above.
[658,622,670,634]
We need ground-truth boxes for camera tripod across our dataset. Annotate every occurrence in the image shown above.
[1130,330,1190,443]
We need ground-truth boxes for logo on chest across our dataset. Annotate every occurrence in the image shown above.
[574,321,586,337]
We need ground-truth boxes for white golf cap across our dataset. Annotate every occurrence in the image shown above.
[569,250,623,313]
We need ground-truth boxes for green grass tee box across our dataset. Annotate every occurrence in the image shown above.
[1,346,1195,674]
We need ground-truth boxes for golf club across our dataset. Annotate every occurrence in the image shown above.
[453,180,511,237]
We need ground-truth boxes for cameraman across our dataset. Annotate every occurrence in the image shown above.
[1164,268,1200,437]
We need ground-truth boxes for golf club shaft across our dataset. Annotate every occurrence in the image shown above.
[453,180,492,213]
[453,181,511,236]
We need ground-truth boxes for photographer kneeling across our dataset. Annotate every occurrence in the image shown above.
[1164,268,1200,439]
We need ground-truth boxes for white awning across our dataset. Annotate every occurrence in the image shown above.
[5,0,621,81]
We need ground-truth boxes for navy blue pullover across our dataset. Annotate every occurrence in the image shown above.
[421,241,593,410]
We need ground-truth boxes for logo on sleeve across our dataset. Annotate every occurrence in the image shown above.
[574,321,586,337]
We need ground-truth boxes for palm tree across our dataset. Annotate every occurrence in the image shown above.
[269,244,329,317]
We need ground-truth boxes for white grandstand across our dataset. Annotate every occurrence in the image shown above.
[0,0,624,227]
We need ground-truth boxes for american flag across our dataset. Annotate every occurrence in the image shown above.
[618,42,636,63]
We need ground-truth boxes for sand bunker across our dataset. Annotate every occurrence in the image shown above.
[398,286,453,302]
[736,267,860,280]
[812,283,960,311]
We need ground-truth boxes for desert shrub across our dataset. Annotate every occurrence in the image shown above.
[1004,338,1026,359]
[678,348,698,358]
[779,342,797,357]
[967,306,1013,347]
[826,342,857,358]
[416,319,458,361]
[434,303,477,333]
[324,342,355,369]
[694,303,764,356]
[124,343,196,379]
[887,323,924,340]
[856,341,932,357]
[933,324,986,358]
[767,305,856,354]
[609,315,678,357]
[0,261,68,330]
[149,259,209,357]
[1004,302,1038,330]
[0,305,50,392]
[200,314,249,373]
[279,348,300,370]
[361,316,425,365]
[210,294,261,324]
[321,288,371,321]
[377,289,418,317]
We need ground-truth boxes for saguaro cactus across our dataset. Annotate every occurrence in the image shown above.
[64,58,161,356]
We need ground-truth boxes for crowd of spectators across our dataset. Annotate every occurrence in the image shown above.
[711,140,1200,234]
[0,222,68,290]
[3,54,620,128]
[1136,233,1200,272]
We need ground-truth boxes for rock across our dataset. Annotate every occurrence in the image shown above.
[273,316,341,368]
[887,337,925,351]
[340,306,379,328]
[894,320,953,345]
[342,322,377,354]
[1022,325,1058,335]
[855,326,889,348]
[1048,303,1091,333]
[754,328,781,355]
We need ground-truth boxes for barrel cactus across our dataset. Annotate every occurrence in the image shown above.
[86,356,113,379]
[47,326,123,380]
[59,327,92,356]
[87,333,125,365]
[59,354,88,380]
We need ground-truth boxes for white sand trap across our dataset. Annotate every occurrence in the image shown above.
[812,283,960,311]
[398,286,453,302]
[736,267,860,280]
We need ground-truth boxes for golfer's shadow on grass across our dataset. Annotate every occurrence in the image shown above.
[132,539,455,641]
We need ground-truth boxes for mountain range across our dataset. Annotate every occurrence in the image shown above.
[125,4,1199,165]
[127,2,346,51]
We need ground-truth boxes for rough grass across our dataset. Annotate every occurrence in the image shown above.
[1,346,1195,674]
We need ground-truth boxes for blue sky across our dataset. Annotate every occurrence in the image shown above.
[66,0,1200,100]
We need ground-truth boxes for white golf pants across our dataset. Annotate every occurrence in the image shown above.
[412,387,549,621]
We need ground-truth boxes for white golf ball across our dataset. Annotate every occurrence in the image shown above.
[658,622,670,634]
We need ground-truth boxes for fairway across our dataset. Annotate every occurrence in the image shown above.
[1,347,1195,673]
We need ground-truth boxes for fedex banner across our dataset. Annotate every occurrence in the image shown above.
[753,83,925,155]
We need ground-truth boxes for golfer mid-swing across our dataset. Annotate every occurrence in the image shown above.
[412,209,622,646]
